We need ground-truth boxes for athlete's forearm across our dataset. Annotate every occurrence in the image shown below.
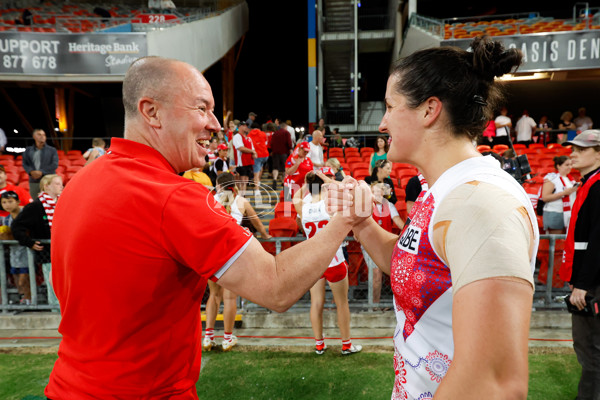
[352,217,397,275]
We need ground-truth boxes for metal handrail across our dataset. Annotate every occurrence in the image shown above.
[0,234,570,313]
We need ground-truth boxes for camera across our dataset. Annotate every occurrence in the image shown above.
[502,154,531,184]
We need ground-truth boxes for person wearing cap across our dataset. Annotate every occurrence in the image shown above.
[0,164,32,218]
[231,121,256,194]
[209,143,231,186]
[246,111,257,127]
[558,129,600,399]
[283,141,314,201]
[294,170,362,356]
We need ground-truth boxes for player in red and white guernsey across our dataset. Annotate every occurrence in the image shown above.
[327,37,538,399]
[294,170,362,355]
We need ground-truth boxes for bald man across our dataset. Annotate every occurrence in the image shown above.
[46,56,362,400]
[308,129,325,168]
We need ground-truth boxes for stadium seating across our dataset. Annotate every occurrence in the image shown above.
[352,168,369,181]
[264,217,299,255]
[345,239,366,286]
[274,201,297,220]
[360,147,374,157]
[537,239,566,288]
[345,156,363,164]
[328,148,344,158]
[344,148,360,157]
[395,201,408,221]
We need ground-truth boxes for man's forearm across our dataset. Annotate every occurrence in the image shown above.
[220,214,353,313]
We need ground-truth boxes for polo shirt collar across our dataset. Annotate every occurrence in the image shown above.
[107,138,176,173]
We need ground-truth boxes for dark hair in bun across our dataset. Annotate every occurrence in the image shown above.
[390,35,522,141]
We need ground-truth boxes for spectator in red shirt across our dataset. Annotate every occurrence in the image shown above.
[247,123,269,190]
[284,141,313,201]
[270,124,293,186]
[45,56,361,400]
[232,121,256,194]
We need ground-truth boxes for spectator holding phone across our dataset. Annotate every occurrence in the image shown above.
[541,156,578,234]
[559,130,600,400]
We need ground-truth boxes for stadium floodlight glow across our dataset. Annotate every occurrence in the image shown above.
[497,72,551,81]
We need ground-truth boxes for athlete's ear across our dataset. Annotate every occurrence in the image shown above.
[422,96,442,128]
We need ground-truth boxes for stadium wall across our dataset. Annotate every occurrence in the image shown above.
[147,1,248,72]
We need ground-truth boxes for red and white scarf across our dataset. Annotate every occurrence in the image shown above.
[39,192,57,229]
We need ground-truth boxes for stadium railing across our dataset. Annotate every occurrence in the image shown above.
[0,235,569,314]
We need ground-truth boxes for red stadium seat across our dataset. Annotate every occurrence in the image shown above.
[274,202,297,219]
[399,176,412,189]
[492,144,509,152]
[328,148,344,158]
[360,147,374,157]
[349,162,370,175]
[269,217,298,238]
[344,148,360,157]
[395,187,406,202]
[536,239,566,288]
[345,239,367,286]
[352,168,369,181]
[265,217,299,255]
[346,156,363,164]
[69,158,86,166]
[395,201,408,221]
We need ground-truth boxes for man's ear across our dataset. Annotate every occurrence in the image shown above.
[422,96,443,128]
[138,97,161,128]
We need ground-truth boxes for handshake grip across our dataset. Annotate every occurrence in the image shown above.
[324,177,373,223]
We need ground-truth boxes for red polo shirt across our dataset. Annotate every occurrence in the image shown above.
[283,153,313,197]
[46,138,253,399]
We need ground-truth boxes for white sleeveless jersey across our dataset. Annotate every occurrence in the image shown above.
[301,199,346,268]
[215,192,244,225]
[390,155,538,399]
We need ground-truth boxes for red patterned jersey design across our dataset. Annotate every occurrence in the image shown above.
[391,193,452,341]
[392,349,408,400]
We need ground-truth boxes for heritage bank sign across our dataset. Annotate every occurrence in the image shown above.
[443,30,600,72]
[0,32,147,75]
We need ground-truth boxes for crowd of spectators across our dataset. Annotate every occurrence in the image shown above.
[481,106,594,148]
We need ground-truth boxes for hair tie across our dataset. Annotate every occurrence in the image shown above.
[473,95,487,106]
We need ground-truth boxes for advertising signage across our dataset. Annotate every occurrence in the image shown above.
[0,32,147,75]
[442,30,600,72]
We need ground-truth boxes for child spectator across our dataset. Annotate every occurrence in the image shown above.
[83,138,106,165]
[0,165,32,218]
[12,174,63,310]
[0,191,30,304]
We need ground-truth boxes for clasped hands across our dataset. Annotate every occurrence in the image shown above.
[324,176,373,226]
